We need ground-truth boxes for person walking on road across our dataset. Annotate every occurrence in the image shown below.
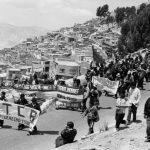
[127,82,141,124]
[115,92,129,131]
[89,84,99,108]
[81,83,90,113]
[144,97,150,142]
[83,102,99,135]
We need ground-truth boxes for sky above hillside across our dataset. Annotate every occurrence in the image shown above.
[0,0,148,30]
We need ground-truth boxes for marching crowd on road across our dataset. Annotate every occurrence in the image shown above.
[1,53,150,148]
[55,53,150,147]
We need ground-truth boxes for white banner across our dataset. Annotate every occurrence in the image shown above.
[0,101,40,127]
[40,98,56,115]
[93,76,119,95]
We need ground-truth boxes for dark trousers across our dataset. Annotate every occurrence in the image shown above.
[115,113,126,129]
[146,72,150,82]
[82,98,87,112]
[127,104,137,122]
[33,125,37,132]
[0,120,4,127]
[138,78,144,89]
[146,118,150,140]
[87,119,94,134]
[18,123,25,129]
[89,100,94,108]
[55,136,64,148]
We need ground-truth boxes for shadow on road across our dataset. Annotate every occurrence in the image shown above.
[99,107,112,109]
[3,125,12,129]
[37,130,59,135]
[56,108,81,112]
[134,120,142,124]
[119,126,129,131]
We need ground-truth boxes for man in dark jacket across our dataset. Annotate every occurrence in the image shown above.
[89,84,99,108]
[28,97,41,135]
[55,121,77,148]
[0,91,7,128]
[144,97,150,142]
[81,83,90,113]
[15,93,28,130]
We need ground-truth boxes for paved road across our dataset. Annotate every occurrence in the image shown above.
[0,83,150,150]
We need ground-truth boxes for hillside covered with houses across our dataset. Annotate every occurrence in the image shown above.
[0,16,120,80]
[0,1,150,81]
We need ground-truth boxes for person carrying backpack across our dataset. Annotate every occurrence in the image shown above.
[83,102,99,135]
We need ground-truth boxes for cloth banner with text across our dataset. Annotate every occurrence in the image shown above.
[0,101,40,128]
[13,84,55,91]
[92,76,119,95]
[56,85,83,110]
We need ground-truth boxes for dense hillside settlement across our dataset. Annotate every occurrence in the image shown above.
[0,18,120,80]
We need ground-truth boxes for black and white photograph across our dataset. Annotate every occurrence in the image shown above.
[0,0,149,150]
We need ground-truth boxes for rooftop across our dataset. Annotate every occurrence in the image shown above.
[56,60,80,66]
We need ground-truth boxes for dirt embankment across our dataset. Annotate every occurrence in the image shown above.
[53,115,149,150]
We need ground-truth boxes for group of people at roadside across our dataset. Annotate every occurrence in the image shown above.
[76,53,150,143]
[0,91,41,135]
[115,82,141,131]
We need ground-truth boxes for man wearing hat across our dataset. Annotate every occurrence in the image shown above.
[0,91,7,128]
[15,93,28,130]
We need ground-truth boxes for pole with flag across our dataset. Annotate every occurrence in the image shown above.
[92,44,106,65]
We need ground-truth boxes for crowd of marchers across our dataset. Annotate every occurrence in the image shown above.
[54,54,150,147]
[1,54,150,148]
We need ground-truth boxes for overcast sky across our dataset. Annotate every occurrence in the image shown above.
[0,0,148,30]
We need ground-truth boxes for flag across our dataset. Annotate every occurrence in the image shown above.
[92,44,107,64]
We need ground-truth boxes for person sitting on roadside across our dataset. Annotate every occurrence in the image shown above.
[55,121,77,148]
[15,93,28,130]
